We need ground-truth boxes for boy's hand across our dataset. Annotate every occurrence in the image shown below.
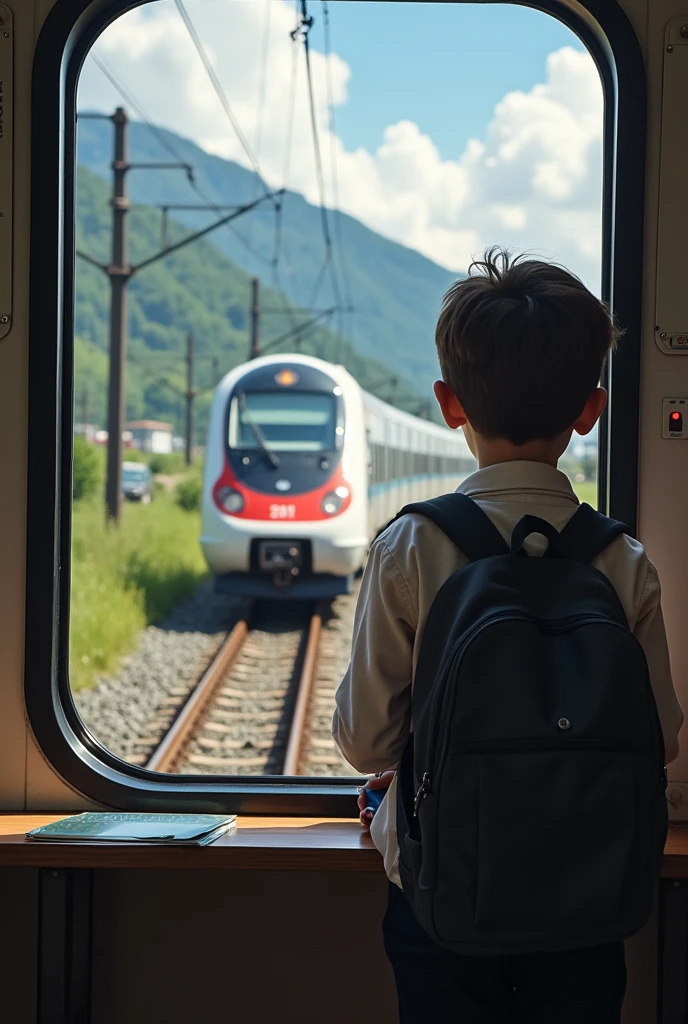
[358,771,395,828]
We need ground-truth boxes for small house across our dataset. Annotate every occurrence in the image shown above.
[126,420,174,455]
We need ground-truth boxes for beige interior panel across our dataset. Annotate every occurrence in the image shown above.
[25,731,100,810]
[0,0,31,810]
[91,870,398,1024]
[0,868,38,1024]
[638,3,688,809]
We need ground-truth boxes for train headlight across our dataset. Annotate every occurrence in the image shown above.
[217,487,245,514]
[321,486,349,516]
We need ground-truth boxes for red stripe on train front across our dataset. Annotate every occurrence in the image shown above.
[212,458,353,520]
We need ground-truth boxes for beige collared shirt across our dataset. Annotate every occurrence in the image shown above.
[332,461,683,887]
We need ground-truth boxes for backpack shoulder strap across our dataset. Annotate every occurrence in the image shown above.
[555,503,630,563]
[395,492,509,562]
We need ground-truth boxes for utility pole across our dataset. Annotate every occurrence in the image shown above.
[185,332,196,467]
[77,108,281,524]
[249,277,260,359]
[105,106,131,525]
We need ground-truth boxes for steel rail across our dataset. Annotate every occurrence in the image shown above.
[145,615,250,773]
[281,601,325,776]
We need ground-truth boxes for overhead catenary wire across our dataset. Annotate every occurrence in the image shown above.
[173,0,276,206]
[321,0,354,359]
[271,8,301,297]
[104,3,346,367]
[269,4,306,341]
[90,55,193,175]
[89,26,348,373]
[86,55,315,365]
[88,54,275,270]
[253,0,273,178]
[244,0,273,252]
[84,61,314,370]
[294,0,343,314]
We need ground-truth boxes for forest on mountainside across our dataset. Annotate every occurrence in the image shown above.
[77,117,458,405]
[75,168,431,439]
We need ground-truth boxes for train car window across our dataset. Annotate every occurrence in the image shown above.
[26,0,644,811]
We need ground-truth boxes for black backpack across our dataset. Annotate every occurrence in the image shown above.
[395,493,667,955]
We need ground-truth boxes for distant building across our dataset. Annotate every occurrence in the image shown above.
[89,429,134,447]
[126,420,174,455]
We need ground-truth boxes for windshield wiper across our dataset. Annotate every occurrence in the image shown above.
[238,392,280,469]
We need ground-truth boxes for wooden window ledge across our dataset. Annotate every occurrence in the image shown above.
[0,816,687,875]
[0,815,382,871]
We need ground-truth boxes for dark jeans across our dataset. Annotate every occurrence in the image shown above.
[382,882,627,1024]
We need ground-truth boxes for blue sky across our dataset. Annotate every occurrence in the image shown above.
[309,3,584,159]
[84,0,601,282]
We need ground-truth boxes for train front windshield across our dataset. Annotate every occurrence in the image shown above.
[229,391,337,452]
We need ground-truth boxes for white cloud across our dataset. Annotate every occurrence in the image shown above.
[79,2,603,288]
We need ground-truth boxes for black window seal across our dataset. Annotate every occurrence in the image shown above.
[25,0,645,813]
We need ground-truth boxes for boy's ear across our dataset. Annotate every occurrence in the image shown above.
[433,380,467,429]
[573,387,607,436]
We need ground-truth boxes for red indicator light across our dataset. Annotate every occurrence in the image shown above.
[671,412,681,421]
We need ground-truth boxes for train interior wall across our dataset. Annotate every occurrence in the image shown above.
[0,866,660,1024]
[0,0,685,1020]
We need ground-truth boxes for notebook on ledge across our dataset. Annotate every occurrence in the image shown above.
[26,812,237,845]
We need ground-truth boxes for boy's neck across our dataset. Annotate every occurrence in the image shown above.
[474,437,566,470]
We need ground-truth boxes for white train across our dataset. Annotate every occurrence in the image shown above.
[200,354,476,598]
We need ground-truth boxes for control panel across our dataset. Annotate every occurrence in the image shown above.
[659,334,688,353]
[663,398,687,439]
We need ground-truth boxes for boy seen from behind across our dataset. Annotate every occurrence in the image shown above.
[333,249,683,1024]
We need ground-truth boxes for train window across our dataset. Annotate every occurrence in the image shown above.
[27,0,644,811]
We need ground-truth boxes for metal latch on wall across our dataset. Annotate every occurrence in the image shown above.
[0,4,12,340]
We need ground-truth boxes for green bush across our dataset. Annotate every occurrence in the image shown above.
[148,452,185,475]
[123,448,148,464]
[70,493,207,690]
[72,436,102,501]
[175,473,202,512]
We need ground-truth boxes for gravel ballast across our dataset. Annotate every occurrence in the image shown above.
[74,581,361,776]
[74,581,241,765]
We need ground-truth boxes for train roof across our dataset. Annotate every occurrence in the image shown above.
[361,386,460,440]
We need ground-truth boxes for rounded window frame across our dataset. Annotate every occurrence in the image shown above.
[25,0,646,812]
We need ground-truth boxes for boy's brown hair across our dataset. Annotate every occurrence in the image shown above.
[435,248,621,445]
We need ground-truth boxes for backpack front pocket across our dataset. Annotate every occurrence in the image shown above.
[472,750,636,931]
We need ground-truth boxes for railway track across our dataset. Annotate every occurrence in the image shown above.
[145,600,331,776]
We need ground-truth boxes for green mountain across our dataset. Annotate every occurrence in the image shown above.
[76,117,459,396]
[75,168,427,440]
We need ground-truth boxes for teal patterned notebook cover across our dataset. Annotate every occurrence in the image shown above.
[26,812,236,844]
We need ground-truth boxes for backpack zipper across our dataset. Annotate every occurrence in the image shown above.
[413,772,431,817]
